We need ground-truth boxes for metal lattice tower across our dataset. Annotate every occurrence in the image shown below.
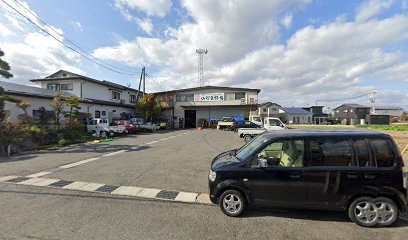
[196,48,208,87]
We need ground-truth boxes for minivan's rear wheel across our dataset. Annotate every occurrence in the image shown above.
[219,190,246,217]
[374,197,398,227]
[244,135,252,143]
[348,197,379,227]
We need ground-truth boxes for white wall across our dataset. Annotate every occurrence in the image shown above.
[4,95,134,123]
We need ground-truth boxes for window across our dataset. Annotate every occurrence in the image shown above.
[176,94,194,102]
[272,108,277,111]
[130,95,137,103]
[225,92,235,100]
[309,139,355,167]
[257,140,304,167]
[95,110,101,118]
[369,139,394,167]
[60,83,73,90]
[46,84,54,90]
[263,108,267,113]
[353,139,372,167]
[101,111,106,116]
[235,92,246,100]
[269,119,281,126]
[111,91,121,100]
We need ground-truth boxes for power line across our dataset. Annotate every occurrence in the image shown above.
[10,0,138,75]
[145,74,175,90]
[2,0,139,75]
[316,92,372,105]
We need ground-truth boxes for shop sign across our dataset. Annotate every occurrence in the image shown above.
[194,93,224,101]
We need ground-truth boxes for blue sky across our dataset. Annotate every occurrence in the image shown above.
[0,0,407,110]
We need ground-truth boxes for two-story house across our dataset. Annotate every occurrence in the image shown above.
[30,70,141,121]
[333,103,371,125]
[256,102,282,119]
[302,105,329,124]
[155,86,260,128]
[1,70,141,122]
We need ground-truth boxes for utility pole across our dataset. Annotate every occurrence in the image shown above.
[196,48,208,87]
[370,91,377,114]
[135,67,145,110]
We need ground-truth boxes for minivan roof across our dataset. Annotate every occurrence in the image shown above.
[262,129,388,139]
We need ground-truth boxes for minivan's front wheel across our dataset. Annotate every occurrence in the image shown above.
[374,197,398,227]
[219,190,246,217]
[348,197,379,227]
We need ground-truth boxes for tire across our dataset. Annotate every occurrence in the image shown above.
[219,190,246,217]
[374,197,399,227]
[233,129,238,133]
[108,131,115,137]
[244,135,252,143]
[348,197,379,227]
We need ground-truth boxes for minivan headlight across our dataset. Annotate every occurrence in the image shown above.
[209,170,216,182]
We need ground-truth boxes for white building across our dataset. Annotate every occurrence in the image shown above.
[1,70,141,122]
[256,102,282,118]
[155,86,260,128]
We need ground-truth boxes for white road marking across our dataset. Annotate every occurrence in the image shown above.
[175,192,198,203]
[136,188,161,198]
[102,150,127,157]
[31,178,60,186]
[78,183,104,191]
[59,157,100,169]
[196,193,212,204]
[145,141,159,145]
[26,172,52,178]
[0,176,18,182]
[111,186,143,196]
[62,181,89,190]
[18,178,47,185]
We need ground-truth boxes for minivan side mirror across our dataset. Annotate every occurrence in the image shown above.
[258,158,268,168]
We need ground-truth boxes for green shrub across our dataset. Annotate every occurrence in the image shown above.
[58,139,72,146]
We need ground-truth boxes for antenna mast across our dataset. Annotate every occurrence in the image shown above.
[196,48,208,87]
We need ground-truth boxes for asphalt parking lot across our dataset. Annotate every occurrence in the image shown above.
[1,129,408,239]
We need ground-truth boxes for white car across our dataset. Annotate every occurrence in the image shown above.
[238,117,287,142]
[87,118,127,136]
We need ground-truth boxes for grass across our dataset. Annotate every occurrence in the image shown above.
[357,123,408,132]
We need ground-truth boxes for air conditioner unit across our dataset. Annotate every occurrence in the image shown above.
[250,98,257,104]
[240,98,246,103]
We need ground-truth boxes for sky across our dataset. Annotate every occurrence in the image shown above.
[0,0,407,111]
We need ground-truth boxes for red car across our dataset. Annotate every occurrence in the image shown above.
[113,120,141,134]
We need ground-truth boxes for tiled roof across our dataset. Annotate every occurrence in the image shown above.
[281,107,312,115]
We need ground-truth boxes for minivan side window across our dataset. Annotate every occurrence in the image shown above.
[309,139,356,167]
[257,140,304,167]
[353,139,372,167]
[369,139,394,167]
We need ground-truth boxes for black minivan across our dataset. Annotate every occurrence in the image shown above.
[208,130,407,227]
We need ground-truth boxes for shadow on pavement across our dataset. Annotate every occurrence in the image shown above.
[245,208,408,227]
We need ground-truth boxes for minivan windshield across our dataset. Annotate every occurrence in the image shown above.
[236,135,270,161]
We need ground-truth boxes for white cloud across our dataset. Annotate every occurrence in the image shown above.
[281,13,293,29]
[136,18,153,34]
[356,0,394,22]
[0,1,84,82]
[114,0,172,17]
[0,22,13,36]
[72,20,83,32]
[94,1,408,109]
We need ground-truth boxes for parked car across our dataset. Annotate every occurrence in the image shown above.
[231,120,261,132]
[238,117,286,142]
[130,118,157,132]
[87,118,127,136]
[113,120,141,134]
[208,130,407,227]
[217,117,235,130]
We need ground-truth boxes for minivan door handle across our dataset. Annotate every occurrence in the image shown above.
[347,173,358,179]
[289,173,300,179]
